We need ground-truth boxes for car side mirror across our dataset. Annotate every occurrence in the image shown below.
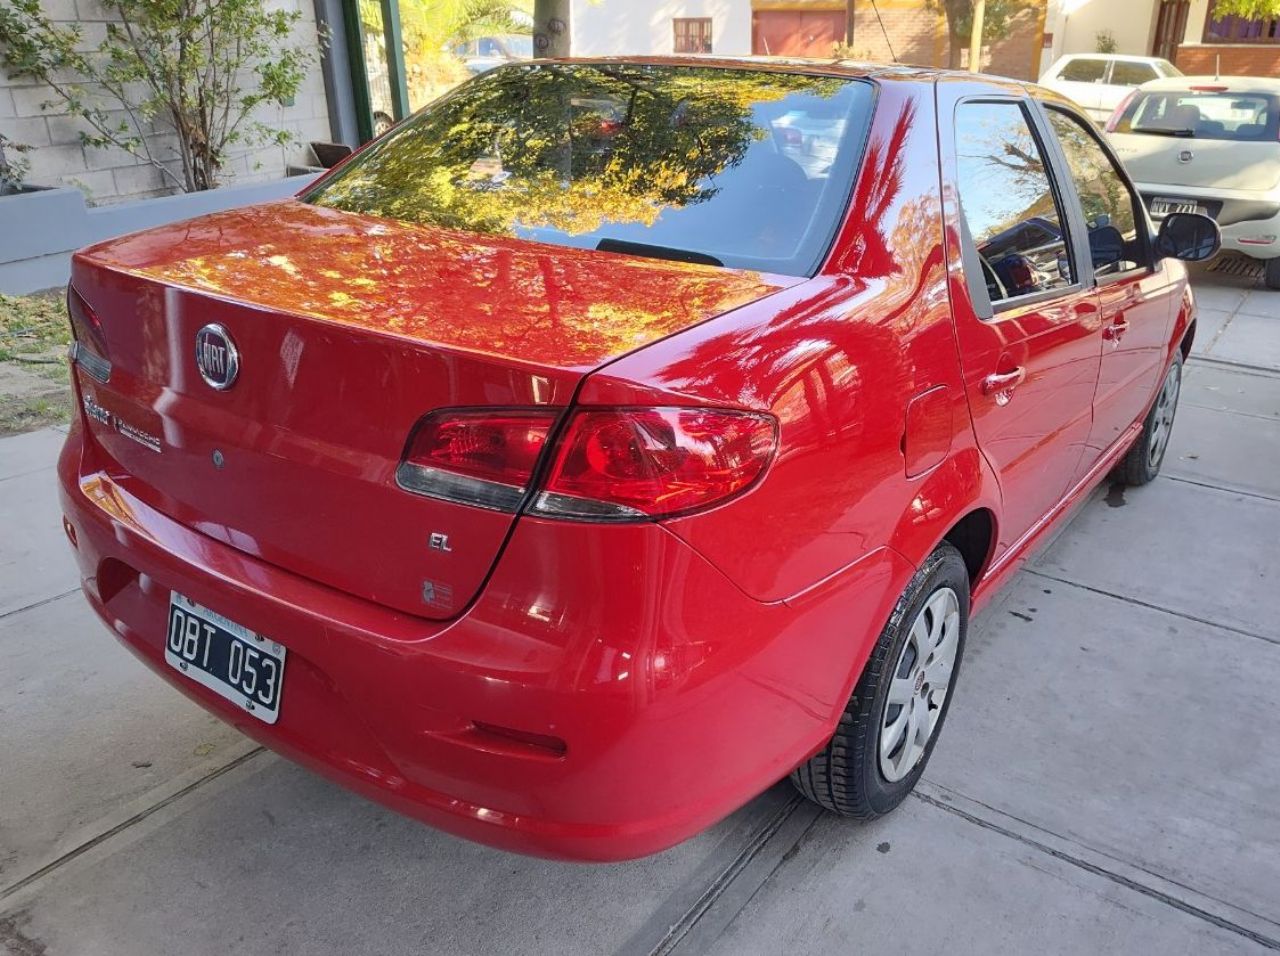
[1155,212,1220,262]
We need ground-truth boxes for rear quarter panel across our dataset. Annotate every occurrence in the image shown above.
[580,78,995,608]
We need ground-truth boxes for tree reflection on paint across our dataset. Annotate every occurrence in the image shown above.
[306,63,870,275]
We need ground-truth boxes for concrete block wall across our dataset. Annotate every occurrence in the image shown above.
[0,0,332,205]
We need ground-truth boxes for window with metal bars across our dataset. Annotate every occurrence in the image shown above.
[673,18,713,54]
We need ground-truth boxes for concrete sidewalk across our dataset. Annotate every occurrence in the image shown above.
[2,284,1278,954]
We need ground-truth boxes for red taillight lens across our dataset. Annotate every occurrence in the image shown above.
[397,409,558,511]
[67,285,111,382]
[533,407,777,521]
[1105,91,1138,133]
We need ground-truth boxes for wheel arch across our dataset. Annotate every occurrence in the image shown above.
[941,507,997,590]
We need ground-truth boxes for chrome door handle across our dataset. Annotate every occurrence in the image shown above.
[982,367,1026,397]
[1103,318,1130,342]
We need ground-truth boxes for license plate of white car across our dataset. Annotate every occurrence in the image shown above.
[1150,197,1206,217]
[165,591,286,724]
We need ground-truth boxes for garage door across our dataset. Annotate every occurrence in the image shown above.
[751,10,846,56]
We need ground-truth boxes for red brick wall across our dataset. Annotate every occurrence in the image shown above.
[1175,44,1280,76]
[831,0,1043,79]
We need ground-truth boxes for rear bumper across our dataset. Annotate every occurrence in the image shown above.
[1137,182,1280,259]
[58,419,907,860]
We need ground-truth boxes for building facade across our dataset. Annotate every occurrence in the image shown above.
[1044,0,1280,77]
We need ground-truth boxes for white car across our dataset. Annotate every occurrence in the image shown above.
[1107,76,1280,289]
[1040,54,1182,124]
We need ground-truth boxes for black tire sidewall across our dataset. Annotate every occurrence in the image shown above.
[855,545,970,814]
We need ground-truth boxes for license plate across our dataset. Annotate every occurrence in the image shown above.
[1150,197,1206,217]
[165,592,286,724]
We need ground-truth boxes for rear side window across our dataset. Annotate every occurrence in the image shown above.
[1109,61,1158,86]
[1113,90,1280,141]
[954,102,1075,308]
[1058,58,1107,83]
[305,63,876,277]
[1046,109,1146,277]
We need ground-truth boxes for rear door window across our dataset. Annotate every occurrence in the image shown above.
[1058,58,1108,83]
[1046,109,1147,277]
[1109,61,1159,86]
[1113,90,1280,141]
[954,101,1077,309]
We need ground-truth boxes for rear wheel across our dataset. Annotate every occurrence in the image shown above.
[1112,353,1182,487]
[1265,257,1280,291]
[791,543,969,818]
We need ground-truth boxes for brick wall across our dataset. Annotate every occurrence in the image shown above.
[1175,43,1280,76]
[0,0,331,205]
[835,0,1045,80]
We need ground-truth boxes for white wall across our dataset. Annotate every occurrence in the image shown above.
[571,0,752,57]
[1048,0,1160,63]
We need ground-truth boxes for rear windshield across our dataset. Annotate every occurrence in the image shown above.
[305,63,875,277]
[1112,89,1280,141]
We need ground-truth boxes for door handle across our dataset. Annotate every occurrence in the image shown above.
[982,367,1026,405]
[1103,317,1130,343]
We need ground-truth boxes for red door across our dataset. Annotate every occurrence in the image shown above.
[942,95,1103,554]
[752,10,845,56]
[1039,107,1180,460]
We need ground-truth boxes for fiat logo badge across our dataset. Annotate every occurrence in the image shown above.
[195,324,239,390]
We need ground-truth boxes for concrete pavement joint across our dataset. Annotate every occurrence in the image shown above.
[613,792,810,956]
[911,787,1280,950]
[1163,471,1280,504]
[0,588,80,621]
[1179,400,1280,425]
[1024,569,1280,647]
[0,747,266,905]
[1191,354,1280,378]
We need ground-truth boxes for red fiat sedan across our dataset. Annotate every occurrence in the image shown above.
[57,59,1217,860]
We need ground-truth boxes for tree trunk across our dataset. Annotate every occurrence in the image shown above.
[846,0,855,46]
[533,0,572,58]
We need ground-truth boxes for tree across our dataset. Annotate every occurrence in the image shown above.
[532,0,571,57]
[1210,0,1280,16]
[0,0,319,193]
[933,0,1031,69]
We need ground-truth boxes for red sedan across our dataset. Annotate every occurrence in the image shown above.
[57,59,1218,860]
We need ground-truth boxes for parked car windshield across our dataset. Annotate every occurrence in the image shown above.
[1113,90,1280,141]
[305,63,875,277]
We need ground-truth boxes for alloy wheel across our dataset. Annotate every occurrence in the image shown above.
[1148,362,1181,470]
[879,587,961,783]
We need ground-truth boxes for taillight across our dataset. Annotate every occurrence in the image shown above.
[1105,91,1138,133]
[531,407,777,521]
[396,409,558,511]
[67,285,111,382]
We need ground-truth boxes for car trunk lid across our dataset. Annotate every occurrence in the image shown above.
[71,200,797,619]
[1111,132,1280,192]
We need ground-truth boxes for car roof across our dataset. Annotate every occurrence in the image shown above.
[1056,53,1171,64]
[541,54,943,82]
[1136,74,1280,93]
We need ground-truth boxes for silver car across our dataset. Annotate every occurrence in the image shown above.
[1107,76,1280,289]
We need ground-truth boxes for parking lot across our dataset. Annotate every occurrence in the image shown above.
[1,262,1277,955]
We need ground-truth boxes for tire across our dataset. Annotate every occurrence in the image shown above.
[1265,257,1280,291]
[1111,352,1182,487]
[791,543,969,819]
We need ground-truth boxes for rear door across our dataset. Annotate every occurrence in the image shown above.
[942,93,1102,554]
[1038,104,1180,459]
